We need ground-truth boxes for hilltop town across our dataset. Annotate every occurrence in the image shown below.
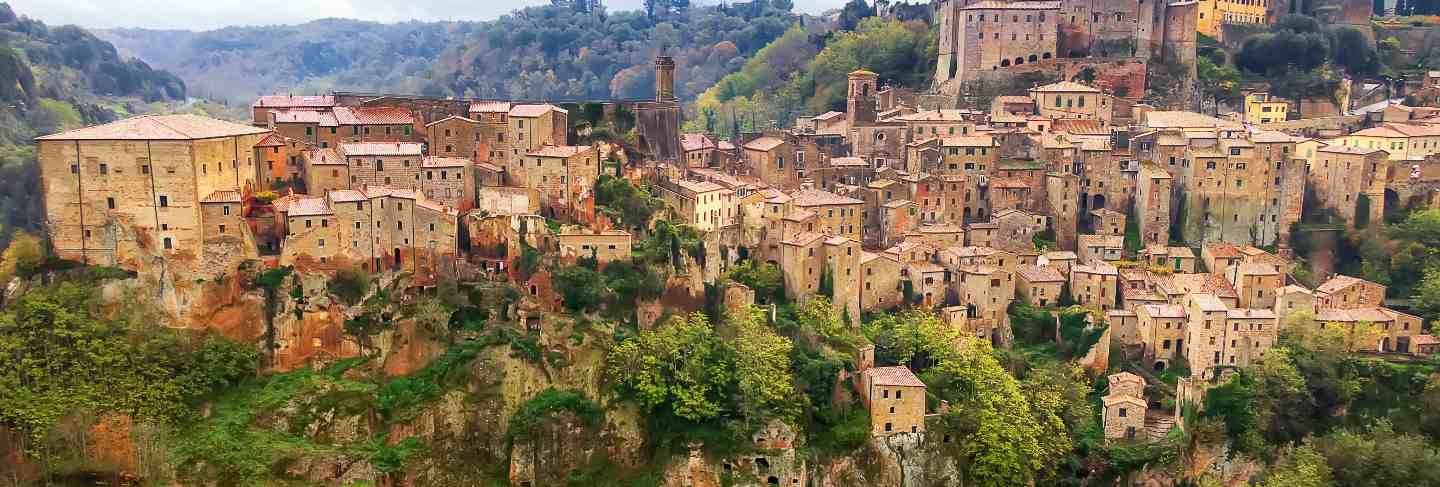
[14,0,1440,485]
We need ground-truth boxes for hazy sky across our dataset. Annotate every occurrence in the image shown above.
[7,0,851,31]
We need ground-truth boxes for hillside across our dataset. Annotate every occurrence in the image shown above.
[99,2,801,105]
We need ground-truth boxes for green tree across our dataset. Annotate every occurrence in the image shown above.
[607,312,732,422]
[1261,444,1334,487]
[1314,421,1440,487]
[797,295,848,341]
[731,306,798,420]
[554,265,605,313]
[726,259,785,304]
[328,266,371,306]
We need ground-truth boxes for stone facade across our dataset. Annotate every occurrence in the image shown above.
[1103,372,1147,441]
[858,366,927,436]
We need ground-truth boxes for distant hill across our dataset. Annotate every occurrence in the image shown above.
[0,2,184,104]
[97,2,801,105]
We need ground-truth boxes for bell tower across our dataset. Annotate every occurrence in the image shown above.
[847,69,878,126]
[655,55,677,103]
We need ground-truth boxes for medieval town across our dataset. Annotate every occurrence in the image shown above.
[14,0,1440,485]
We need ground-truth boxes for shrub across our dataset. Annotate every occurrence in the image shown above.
[328,266,371,306]
[507,388,603,437]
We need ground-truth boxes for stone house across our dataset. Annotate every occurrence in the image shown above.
[315,187,458,276]
[1315,275,1386,310]
[1077,234,1125,264]
[426,116,481,161]
[468,101,513,164]
[339,142,423,188]
[506,104,568,162]
[780,233,862,325]
[1223,308,1280,367]
[1134,165,1172,246]
[937,134,998,175]
[858,366,926,436]
[1155,272,1240,308]
[556,228,632,266]
[1103,372,1147,441]
[789,189,864,241]
[1041,250,1078,277]
[951,265,1015,344]
[1139,303,1188,371]
[911,223,966,248]
[1032,81,1112,124]
[1273,285,1316,320]
[252,94,335,126]
[906,261,949,309]
[333,106,417,143]
[1309,145,1387,228]
[302,148,349,195]
[253,133,306,188]
[514,145,599,220]
[1107,309,1140,347]
[1139,245,1196,273]
[1090,208,1126,236]
[1071,262,1119,310]
[1200,243,1244,273]
[877,199,919,249]
[1226,263,1282,309]
[1183,293,1230,379]
[1314,307,1423,353]
[1017,264,1064,307]
[681,133,717,168]
[37,114,270,274]
[419,156,474,211]
[861,251,903,312]
[1045,172,1081,250]
[267,109,339,149]
[743,136,799,188]
[280,196,338,267]
[657,178,735,231]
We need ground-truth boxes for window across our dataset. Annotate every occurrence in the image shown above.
[99,163,108,174]
[163,237,172,250]
[319,239,326,248]
[219,224,226,234]
[882,389,889,399]
[159,195,169,207]
[107,197,115,209]
[71,164,79,174]
[141,164,150,174]
[895,390,903,399]
[1118,407,1127,417]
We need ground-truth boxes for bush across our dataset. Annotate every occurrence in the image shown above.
[328,266,371,306]
[508,388,603,437]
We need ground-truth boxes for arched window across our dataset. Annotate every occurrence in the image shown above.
[1028,54,1038,62]
[1000,59,1011,67]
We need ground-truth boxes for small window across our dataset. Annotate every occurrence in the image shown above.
[159,195,169,207]
[106,197,115,209]
[163,237,172,249]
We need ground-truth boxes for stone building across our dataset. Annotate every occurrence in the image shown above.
[505,104,569,162]
[37,114,270,274]
[1227,263,1282,309]
[780,233,862,325]
[1078,234,1124,264]
[253,133,305,188]
[333,106,417,143]
[513,145,600,220]
[858,366,927,436]
[1183,293,1230,379]
[1314,275,1386,310]
[252,94,335,126]
[1071,261,1119,309]
[1090,208,1126,236]
[556,228,632,266]
[1103,372,1147,441]
[1017,264,1064,307]
[1032,81,1113,124]
[419,156,474,211]
[681,133,717,168]
[934,0,1060,87]
[789,189,864,241]
[743,136,799,189]
[1140,245,1196,273]
[302,148,349,195]
[282,187,458,276]
[1139,303,1188,370]
[951,265,1015,344]
[1134,164,1173,246]
[861,251,904,312]
[1046,172,1081,250]
[657,179,735,231]
[1309,145,1387,228]
[339,142,423,188]
[426,115,481,161]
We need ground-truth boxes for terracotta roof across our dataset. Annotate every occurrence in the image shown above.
[271,110,324,124]
[790,189,863,206]
[1143,111,1242,130]
[510,104,567,117]
[1031,81,1101,93]
[848,69,878,77]
[814,111,845,121]
[37,114,270,141]
[1316,275,1374,294]
[1109,371,1145,388]
[782,209,816,222]
[995,95,1034,105]
[475,161,503,172]
[1165,273,1237,298]
[287,197,332,217]
[529,145,592,158]
[425,115,478,127]
[201,190,243,203]
[364,186,417,200]
[469,101,513,113]
[908,261,946,274]
[1190,293,1227,312]
[1079,234,1124,248]
[255,132,286,147]
[1250,130,1302,143]
[882,199,915,209]
[1044,251,1077,260]
[306,148,345,165]
[782,231,825,247]
[1205,243,1243,259]
[332,106,414,125]
[414,198,458,215]
[1073,262,1118,276]
[1316,307,1393,323]
[865,366,925,388]
[682,133,716,152]
[919,223,963,233]
[1102,395,1146,407]
[1017,265,1064,282]
[341,142,423,157]
[673,179,726,194]
[897,109,976,122]
[831,156,869,167]
[422,156,470,168]
[327,189,368,202]
[1413,334,1439,346]
[1142,304,1187,319]
[253,95,334,109]
[1231,262,1279,276]
[744,136,787,151]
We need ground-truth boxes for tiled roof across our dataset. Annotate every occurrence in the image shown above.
[1318,145,1386,155]
[469,101,513,113]
[1316,274,1372,294]
[1250,130,1302,143]
[425,115,478,127]
[897,109,976,122]
[415,198,458,215]
[790,189,863,206]
[1044,250,1077,260]
[744,136,787,151]
[287,197,332,217]
[364,186,418,200]
[682,133,716,152]
[1031,81,1101,93]
[201,190,243,203]
[1142,304,1187,318]
[1143,111,1242,130]
[1231,262,1279,275]
[341,142,423,157]
[908,261,946,274]
[271,110,324,124]
[510,104,567,117]
[1413,334,1439,346]
[255,132,286,147]
[1073,262,1119,276]
[1017,265,1064,282]
[1190,293,1227,312]
[782,231,825,246]
[813,111,845,121]
[1109,371,1145,388]
[782,209,816,222]
[673,179,726,194]
[882,199,914,209]
[1053,119,1106,135]
[1165,273,1237,297]
[864,366,926,388]
[831,156,869,167]
[37,114,270,141]
[306,148,345,165]
[1102,395,1146,407]
[253,95,334,109]
[1205,243,1243,258]
[422,156,470,168]
[1079,234,1124,248]
[529,145,592,158]
[328,189,368,202]
[332,106,415,125]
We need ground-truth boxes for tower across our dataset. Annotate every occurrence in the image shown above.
[847,69,878,126]
[655,55,676,103]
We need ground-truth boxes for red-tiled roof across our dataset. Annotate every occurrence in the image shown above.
[341,142,423,157]
[422,156,470,168]
[682,133,716,152]
[201,190,243,203]
[529,145,592,158]
[332,106,415,125]
[287,197,332,217]
[510,104,566,117]
[469,101,513,114]
[790,189,863,206]
[865,366,926,388]
[743,136,786,151]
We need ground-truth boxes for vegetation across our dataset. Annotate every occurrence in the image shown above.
[508,388,604,437]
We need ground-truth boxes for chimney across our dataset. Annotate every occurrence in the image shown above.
[655,54,677,103]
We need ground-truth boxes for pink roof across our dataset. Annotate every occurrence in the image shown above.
[422,156,470,168]
[201,190,243,203]
[682,133,716,152]
[37,114,270,141]
[287,197,332,217]
[865,366,926,388]
[510,104,566,118]
[469,101,513,114]
[341,142,423,157]
[529,145,592,158]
